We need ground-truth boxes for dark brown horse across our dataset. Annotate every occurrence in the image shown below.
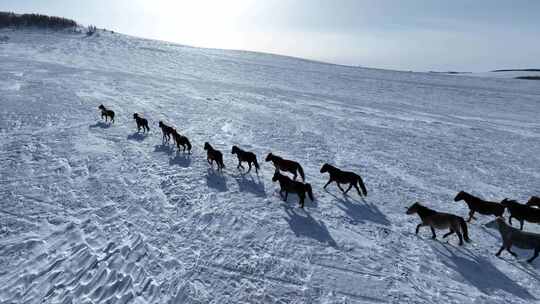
[406,202,470,245]
[133,113,150,133]
[204,142,225,171]
[320,163,367,196]
[527,196,540,208]
[98,104,115,123]
[265,153,305,181]
[158,121,175,143]
[272,171,313,208]
[172,130,192,153]
[454,191,505,222]
[231,146,259,174]
[501,199,540,230]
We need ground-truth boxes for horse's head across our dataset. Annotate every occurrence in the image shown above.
[204,142,211,150]
[133,113,139,119]
[271,170,280,182]
[231,146,239,154]
[406,202,422,215]
[98,104,105,110]
[320,163,330,173]
[454,191,465,202]
[158,121,164,127]
[265,153,274,162]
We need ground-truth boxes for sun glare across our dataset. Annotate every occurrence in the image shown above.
[136,0,255,49]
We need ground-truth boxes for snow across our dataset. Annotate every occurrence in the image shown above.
[0,28,539,303]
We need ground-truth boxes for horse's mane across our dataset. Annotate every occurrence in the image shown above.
[414,203,437,216]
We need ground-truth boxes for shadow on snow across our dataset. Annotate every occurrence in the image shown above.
[206,168,227,192]
[89,122,111,129]
[283,206,338,248]
[127,132,148,142]
[231,173,266,197]
[326,190,390,226]
[431,242,535,300]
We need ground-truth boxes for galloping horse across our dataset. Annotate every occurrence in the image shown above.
[204,142,225,171]
[272,171,313,208]
[133,113,150,133]
[320,163,367,196]
[454,191,504,222]
[265,153,305,181]
[231,146,259,173]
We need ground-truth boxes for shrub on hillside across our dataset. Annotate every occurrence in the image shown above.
[0,11,77,29]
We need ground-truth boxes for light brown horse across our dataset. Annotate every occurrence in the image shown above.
[486,217,540,263]
[265,153,305,181]
[406,202,470,245]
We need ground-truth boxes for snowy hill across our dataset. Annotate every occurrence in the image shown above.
[1,28,540,303]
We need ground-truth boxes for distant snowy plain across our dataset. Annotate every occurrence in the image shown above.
[1,29,539,303]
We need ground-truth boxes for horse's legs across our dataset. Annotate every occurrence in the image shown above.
[443,230,454,238]
[292,171,297,180]
[496,245,505,256]
[353,183,362,196]
[507,245,518,257]
[430,227,436,239]
[344,183,353,194]
[528,248,540,263]
[284,191,288,201]
[456,230,464,246]
[509,216,513,225]
[299,194,305,208]
[520,220,524,231]
[467,210,475,222]
[323,179,332,189]
[337,183,345,193]
[415,223,426,234]
[246,162,252,173]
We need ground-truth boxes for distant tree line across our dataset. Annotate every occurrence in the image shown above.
[0,11,77,29]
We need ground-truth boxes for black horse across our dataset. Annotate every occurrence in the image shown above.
[204,142,225,171]
[158,121,175,143]
[272,171,313,208]
[454,191,504,222]
[501,199,540,230]
[133,113,150,133]
[98,104,115,123]
[231,146,259,174]
[265,153,305,181]
[173,130,192,153]
[320,163,367,196]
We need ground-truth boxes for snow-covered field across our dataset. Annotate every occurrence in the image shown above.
[1,28,539,304]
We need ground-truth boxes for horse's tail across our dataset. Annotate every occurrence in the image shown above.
[297,164,305,181]
[356,174,367,196]
[305,183,314,201]
[186,138,192,151]
[459,217,471,243]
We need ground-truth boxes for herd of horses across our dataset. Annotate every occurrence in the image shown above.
[98,104,367,210]
[98,104,540,263]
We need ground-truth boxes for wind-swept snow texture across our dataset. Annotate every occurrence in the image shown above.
[1,28,540,304]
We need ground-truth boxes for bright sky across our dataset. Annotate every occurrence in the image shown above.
[4,0,540,71]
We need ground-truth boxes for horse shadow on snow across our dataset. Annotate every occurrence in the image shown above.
[206,168,227,192]
[231,173,266,197]
[430,242,535,300]
[327,190,390,226]
[154,144,175,155]
[127,132,148,142]
[89,122,111,129]
[283,206,338,248]
[169,152,191,168]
